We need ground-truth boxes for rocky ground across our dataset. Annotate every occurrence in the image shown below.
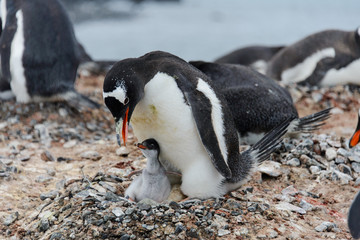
[1,75,360,240]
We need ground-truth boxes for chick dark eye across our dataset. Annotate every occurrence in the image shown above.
[124,97,129,105]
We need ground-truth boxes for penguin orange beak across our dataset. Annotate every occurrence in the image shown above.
[350,130,360,148]
[137,143,148,149]
[122,107,129,146]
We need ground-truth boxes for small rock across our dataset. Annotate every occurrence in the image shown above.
[105,192,121,202]
[80,151,102,161]
[330,107,343,115]
[35,175,53,183]
[63,140,77,149]
[218,229,231,237]
[40,190,59,200]
[268,229,279,238]
[286,158,300,167]
[112,208,125,217]
[315,221,337,232]
[337,148,351,158]
[116,146,130,156]
[331,170,353,184]
[46,168,56,176]
[338,164,352,176]
[325,148,337,161]
[18,155,31,162]
[39,219,50,232]
[349,155,360,163]
[3,212,19,226]
[40,150,55,162]
[275,202,306,214]
[352,162,360,173]
[281,185,299,196]
[310,166,321,174]
[58,108,68,117]
[50,232,63,240]
[1,158,13,165]
[258,161,282,177]
[299,200,314,211]
[355,177,360,186]
[335,156,346,164]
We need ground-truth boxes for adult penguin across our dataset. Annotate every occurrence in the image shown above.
[103,51,292,199]
[190,61,331,144]
[0,0,99,108]
[266,28,360,86]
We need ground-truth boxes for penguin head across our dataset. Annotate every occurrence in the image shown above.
[137,138,160,159]
[103,60,145,146]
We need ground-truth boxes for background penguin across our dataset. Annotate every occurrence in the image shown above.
[214,45,284,74]
[348,191,360,239]
[266,28,360,86]
[349,108,360,148]
[125,139,171,203]
[190,61,332,144]
[103,50,292,199]
[0,0,99,108]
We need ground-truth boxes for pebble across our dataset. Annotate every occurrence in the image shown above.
[281,185,298,196]
[286,158,300,167]
[112,208,125,217]
[41,150,55,162]
[325,148,337,161]
[337,148,351,158]
[314,221,337,232]
[40,190,59,200]
[310,166,321,174]
[275,202,306,215]
[299,200,314,211]
[349,155,360,163]
[116,146,130,156]
[3,212,19,226]
[1,158,13,165]
[352,162,360,173]
[218,229,231,237]
[80,151,102,161]
[63,140,77,149]
[258,161,282,177]
[36,175,54,183]
[355,177,360,186]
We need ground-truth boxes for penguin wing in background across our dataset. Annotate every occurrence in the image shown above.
[348,191,360,239]
[181,81,233,179]
[299,54,356,86]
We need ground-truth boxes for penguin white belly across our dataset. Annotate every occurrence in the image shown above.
[131,72,225,198]
[9,10,31,102]
[281,48,335,84]
[320,58,360,86]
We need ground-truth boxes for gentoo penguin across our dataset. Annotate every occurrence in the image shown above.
[0,0,99,108]
[189,61,332,144]
[125,139,171,202]
[349,109,360,148]
[348,191,360,239]
[266,28,360,86]
[103,51,292,199]
[214,45,284,74]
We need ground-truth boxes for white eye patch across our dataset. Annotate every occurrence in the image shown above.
[103,85,127,104]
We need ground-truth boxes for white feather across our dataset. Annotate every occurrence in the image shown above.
[320,58,360,86]
[10,10,30,102]
[103,83,127,104]
[281,48,335,84]
[1,0,6,28]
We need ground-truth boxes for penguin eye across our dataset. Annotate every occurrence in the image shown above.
[124,97,129,105]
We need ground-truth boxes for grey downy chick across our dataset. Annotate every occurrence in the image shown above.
[125,139,171,202]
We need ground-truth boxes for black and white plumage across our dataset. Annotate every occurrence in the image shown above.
[190,61,332,144]
[125,139,171,202]
[214,45,284,74]
[103,51,292,199]
[0,0,99,108]
[266,28,360,86]
[349,191,360,239]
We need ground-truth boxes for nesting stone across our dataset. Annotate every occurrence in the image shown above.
[299,200,314,211]
[116,146,130,157]
[286,158,300,167]
[258,161,282,177]
[81,151,102,161]
[112,208,125,217]
[40,190,59,200]
[218,229,231,237]
[281,185,298,196]
[349,155,360,163]
[315,221,337,232]
[310,166,321,174]
[337,148,351,158]
[331,170,353,185]
[335,156,346,164]
[41,150,55,162]
[352,162,360,173]
[325,148,337,161]
[338,164,352,176]
[3,212,19,226]
[36,175,53,183]
[275,202,306,215]
[63,140,77,149]
[1,158,13,165]
[354,177,360,186]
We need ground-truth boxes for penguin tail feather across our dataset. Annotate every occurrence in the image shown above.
[78,60,117,77]
[289,107,332,133]
[250,116,295,163]
[61,90,101,110]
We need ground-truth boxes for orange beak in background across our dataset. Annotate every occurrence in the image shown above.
[122,107,129,146]
[137,143,147,149]
[350,130,360,148]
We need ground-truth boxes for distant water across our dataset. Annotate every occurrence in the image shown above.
[67,0,360,62]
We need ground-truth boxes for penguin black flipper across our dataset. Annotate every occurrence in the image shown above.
[348,191,360,239]
[299,55,356,86]
[181,86,233,179]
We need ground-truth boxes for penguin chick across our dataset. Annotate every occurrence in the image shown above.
[125,139,171,202]
[349,108,360,148]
